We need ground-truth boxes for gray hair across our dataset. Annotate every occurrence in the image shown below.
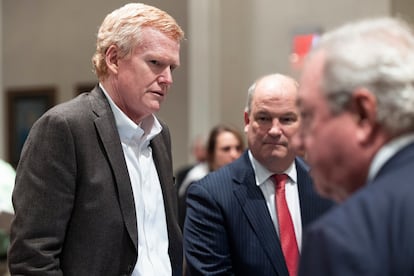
[92,3,184,80]
[245,82,256,115]
[312,17,414,134]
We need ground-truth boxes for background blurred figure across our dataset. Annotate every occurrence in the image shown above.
[297,17,414,275]
[175,134,207,193]
[0,159,15,276]
[183,73,333,276]
[178,124,244,228]
[9,3,184,275]
[0,159,15,217]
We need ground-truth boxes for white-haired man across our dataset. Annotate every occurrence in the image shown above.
[297,17,414,275]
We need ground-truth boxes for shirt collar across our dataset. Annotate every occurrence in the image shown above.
[99,83,162,147]
[368,132,414,181]
[247,150,297,187]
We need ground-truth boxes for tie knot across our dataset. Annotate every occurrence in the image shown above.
[273,174,288,189]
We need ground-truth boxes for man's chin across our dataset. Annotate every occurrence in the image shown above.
[148,102,162,113]
[269,147,288,158]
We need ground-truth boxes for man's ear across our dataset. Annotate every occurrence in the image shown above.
[105,45,120,75]
[350,88,377,144]
[244,111,250,133]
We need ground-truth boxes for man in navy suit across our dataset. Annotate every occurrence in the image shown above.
[183,74,333,275]
[297,17,414,275]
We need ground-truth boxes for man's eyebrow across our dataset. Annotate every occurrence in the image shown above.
[282,111,299,116]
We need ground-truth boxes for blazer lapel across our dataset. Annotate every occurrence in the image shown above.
[296,158,324,228]
[296,158,314,227]
[151,130,179,230]
[296,157,336,235]
[233,153,288,276]
[150,130,175,218]
[90,87,138,251]
[150,123,183,271]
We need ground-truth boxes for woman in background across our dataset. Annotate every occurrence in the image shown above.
[178,124,245,228]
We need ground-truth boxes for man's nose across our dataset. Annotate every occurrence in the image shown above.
[269,119,283,135]
[159,67,173,85]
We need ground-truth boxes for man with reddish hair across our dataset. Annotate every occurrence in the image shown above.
[9,3,184,275]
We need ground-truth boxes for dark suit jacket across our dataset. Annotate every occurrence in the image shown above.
[183,151,333,276]
[298,142,414,276]
[9,86,182,276]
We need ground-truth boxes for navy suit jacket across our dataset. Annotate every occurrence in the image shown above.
[183,151,334,276]
[298,142,414,276]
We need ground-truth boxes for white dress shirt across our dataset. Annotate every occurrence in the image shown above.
[0,159,15,214]
[178,162,209,197]
[101,84,171,276]
[248,151,303,250]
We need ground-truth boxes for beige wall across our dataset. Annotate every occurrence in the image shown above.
[392,0,414,20]
[186,0,390,170]
[2,0,411,170]
[1,0,189,169]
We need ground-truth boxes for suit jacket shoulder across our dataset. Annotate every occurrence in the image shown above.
[299,143,414,276]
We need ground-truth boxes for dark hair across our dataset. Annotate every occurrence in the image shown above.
[206,124,245,171]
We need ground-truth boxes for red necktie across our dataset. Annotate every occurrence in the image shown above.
[274,174,299,276]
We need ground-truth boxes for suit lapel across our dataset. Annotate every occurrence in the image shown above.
[296,158,315,227]
[151,130,180,229]
[151,131,175,217]
[233,153,288,276]
[150,123,183,271]
[296,158,326,228]
[90,87,138,251]
[296,156,336,241]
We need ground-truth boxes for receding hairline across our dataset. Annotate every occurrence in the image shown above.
[246,73,299,113]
